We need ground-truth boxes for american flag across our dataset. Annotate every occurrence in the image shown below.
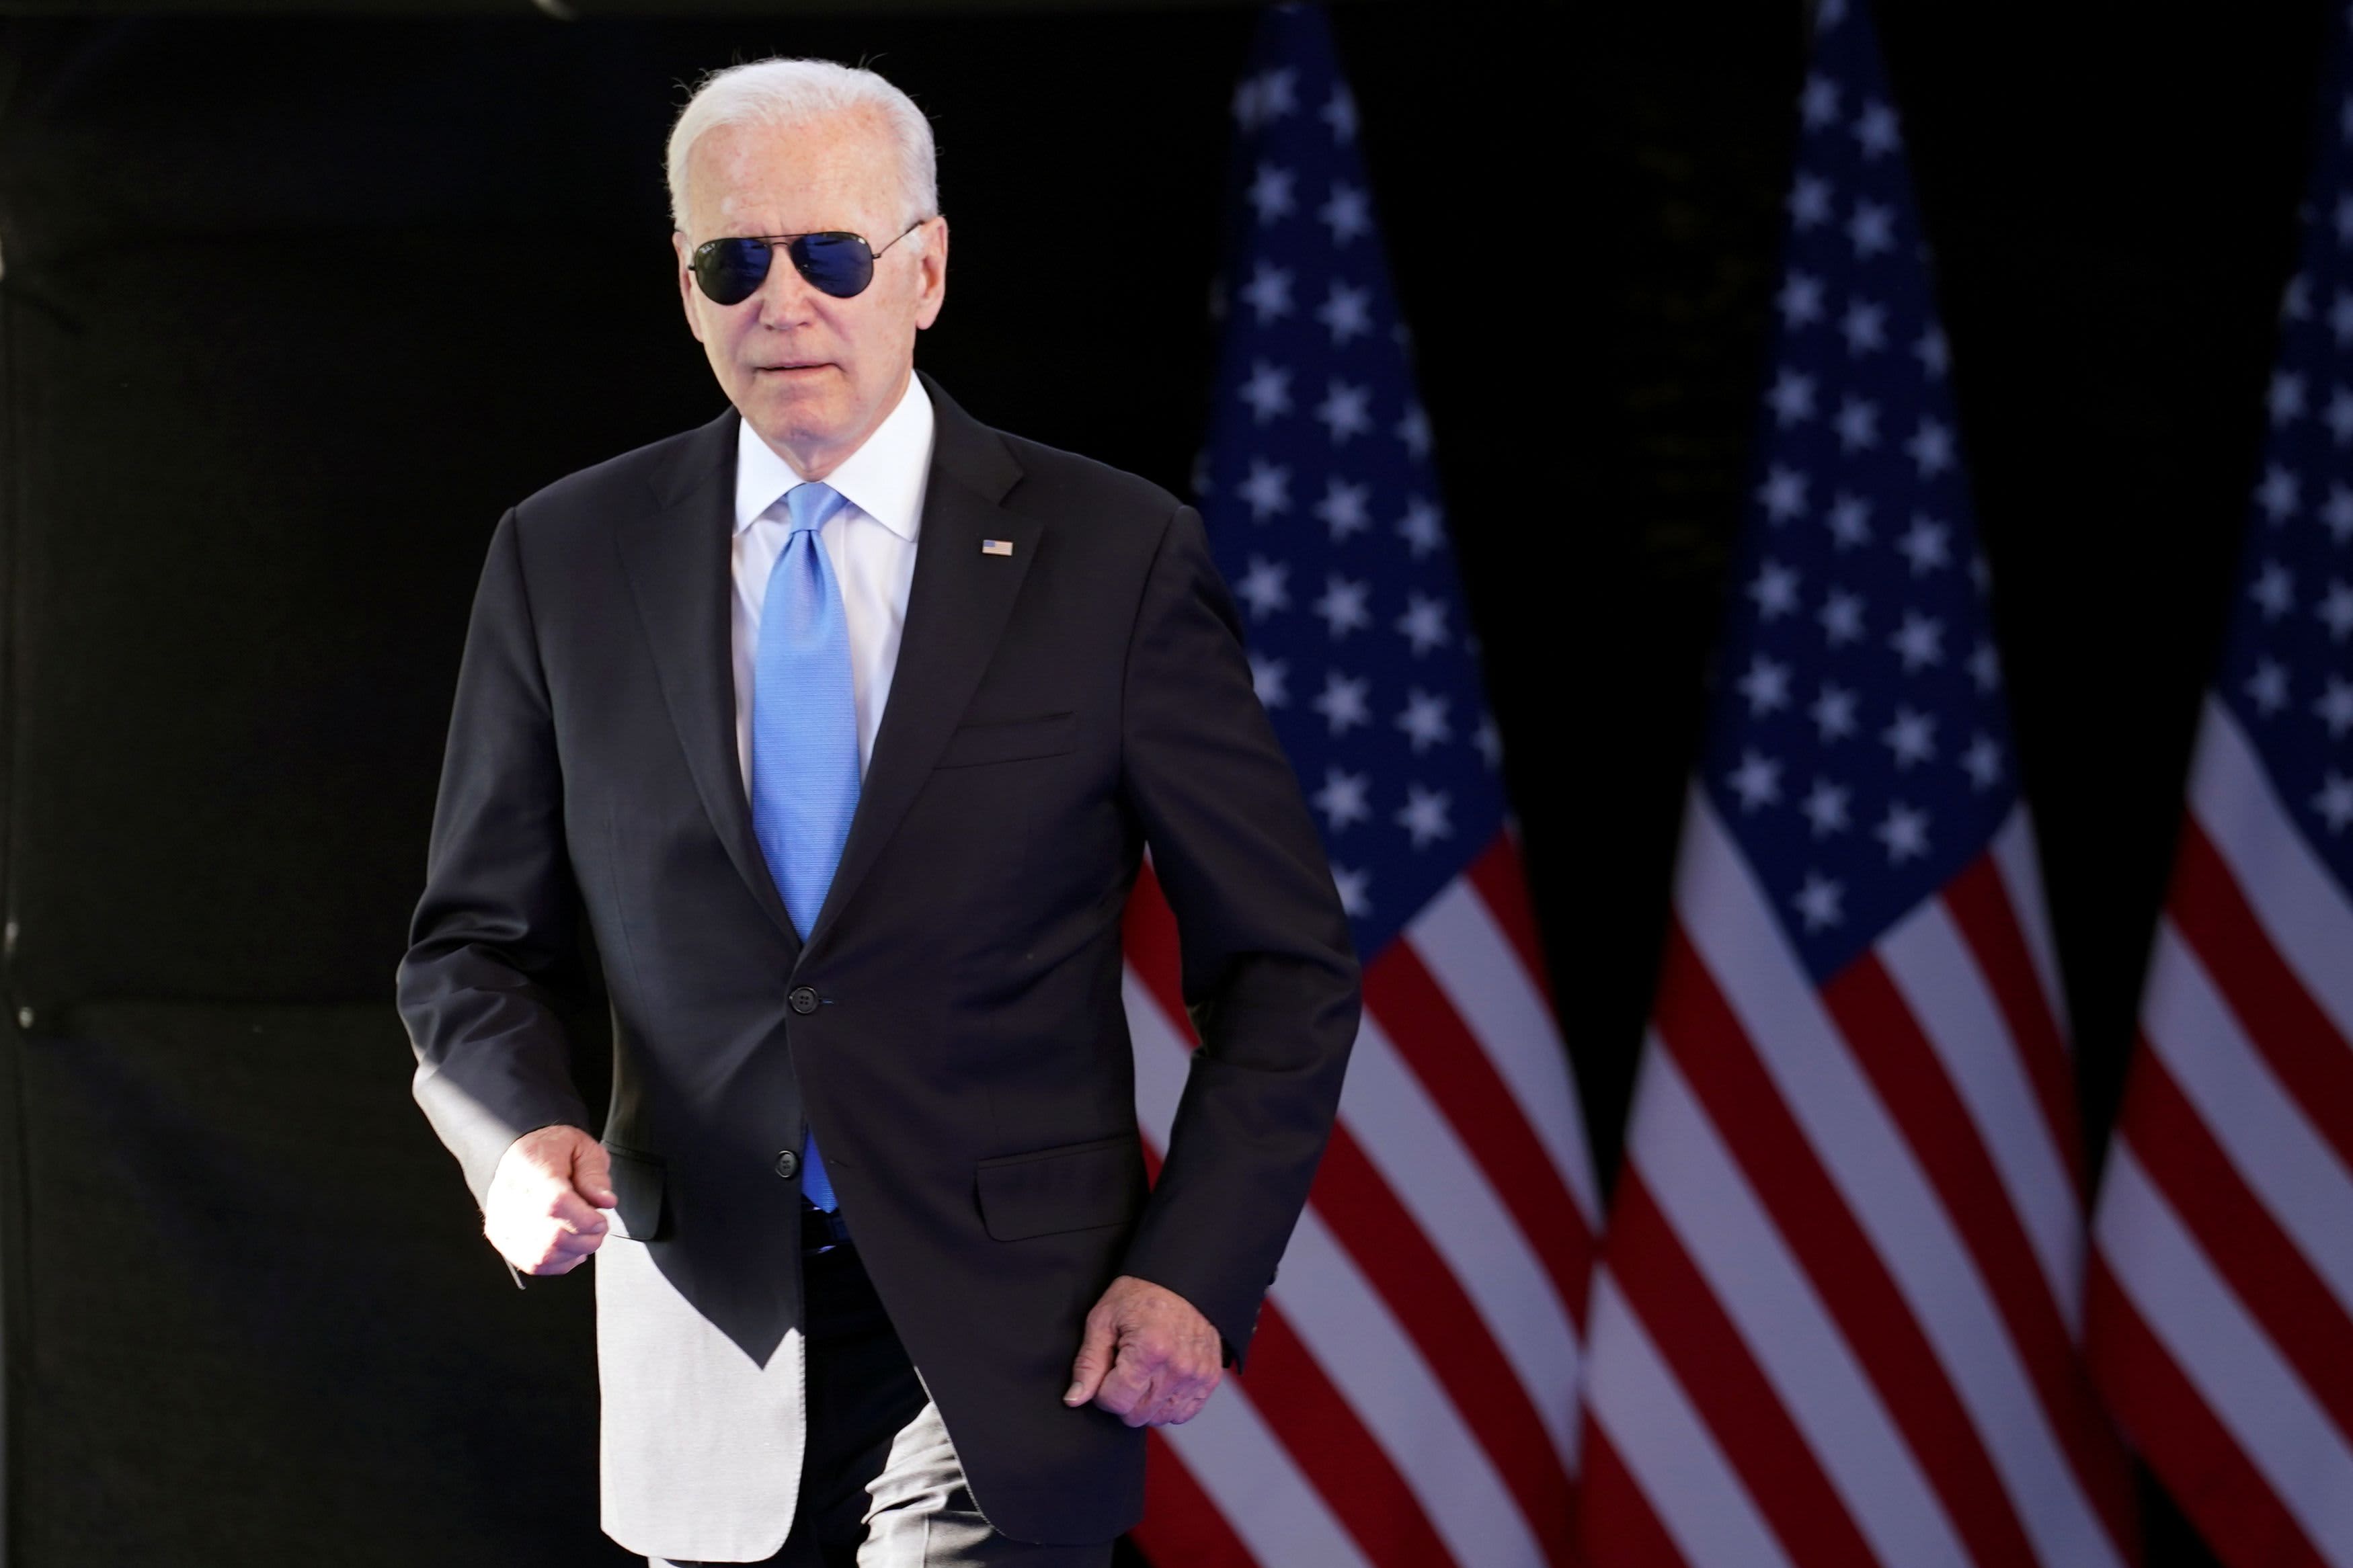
[1576,3,2139,1564]
[2087,8,2353,1563]
[1121,6,1598,1566]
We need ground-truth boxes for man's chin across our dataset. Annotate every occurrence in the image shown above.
[741,391,843,451]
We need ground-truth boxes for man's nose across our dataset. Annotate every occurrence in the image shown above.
[752,248,819,327]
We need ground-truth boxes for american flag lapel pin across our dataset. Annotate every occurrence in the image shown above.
[980,538,1014,557]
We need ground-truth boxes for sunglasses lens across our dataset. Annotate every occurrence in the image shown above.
[789,233,876,298]
[693,239,770,306]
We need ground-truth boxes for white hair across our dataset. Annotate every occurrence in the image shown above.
[666,58,939,235]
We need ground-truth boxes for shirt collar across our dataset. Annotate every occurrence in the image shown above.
[731,374,935,542]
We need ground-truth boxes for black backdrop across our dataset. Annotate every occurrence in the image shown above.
[0,1,2324,1563]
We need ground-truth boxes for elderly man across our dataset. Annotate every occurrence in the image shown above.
[396,56,1358,1568]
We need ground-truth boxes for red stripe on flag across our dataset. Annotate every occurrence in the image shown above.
[1580,1419,1690,1568]
[1943,853,2087,1193]
[2171,819,2353,1173]
[2087,1253,2331,1568]
[1467,831,1557,1007]
[1236,1305,1459,1568]
[1132,1432,1263,1568]
[2117,1047,2353,1446]
[1605,1168,1878,1568]
[1362,943,1593,1322]
[1311,1128,1577,1567]
[1822,954,2140,1554]
[1650,923,2037,1568]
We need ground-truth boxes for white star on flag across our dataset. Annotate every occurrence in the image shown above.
[1750,560,1803,619]
[1874,798,1930,862]
[1759,464,1811,522]
[1738,654,1794,715]
[1238,360,1293,423]
[1235,555,1291,618]
[1882,704,1937,768]
[1791,870,1845,929]
[1840,297,1888,353]
[1318,182,1370,245]
[1314,477,1371,542]
[1248,654,1289,709]
[1819,587,1867,645]
[1767,368,1819,425]
[1394,593,1451,656]
[1396,497,1444,557]
[1247,161,1298,222]
[1310,766,1371,832]
[1316,280,1374,345]
[1810,681,1860,740]
[1312,669,1371,735]
[1727,748,1784,811]
[1238,460,1291,520]
[1239,261,1294,323]
[1394,688,1452,753]
[1801,776,1851,835]
[1314,379,1373,444]
[1312,574,1373,639]
[1393,784,1453,848]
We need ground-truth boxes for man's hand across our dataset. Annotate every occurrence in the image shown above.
[1064,1275,1224,1428]
[484,1124,617,1276]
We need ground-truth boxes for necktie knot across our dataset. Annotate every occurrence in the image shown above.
[784,481,848,536]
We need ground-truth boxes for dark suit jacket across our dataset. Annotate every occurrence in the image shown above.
[395,376,1359,1544]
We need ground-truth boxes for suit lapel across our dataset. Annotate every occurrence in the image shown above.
[803,381,1032,956]
[616,408,804,953]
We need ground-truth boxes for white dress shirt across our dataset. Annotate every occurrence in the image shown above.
[731,375,935,792]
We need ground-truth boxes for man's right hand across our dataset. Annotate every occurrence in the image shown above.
[484,1124,618,1276]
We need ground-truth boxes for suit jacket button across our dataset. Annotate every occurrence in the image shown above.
[774,1150,799,1180]
[789,986,820,1016]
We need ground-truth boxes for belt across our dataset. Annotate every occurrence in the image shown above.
[801,1202,852,1253]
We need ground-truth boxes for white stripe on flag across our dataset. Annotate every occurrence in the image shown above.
[1127,966,1191,1148]
[2190,698,2353,1042]
[1269,1206,1546,1568]
[1676,792,2126,1568]
[1989,809,2070,1036]
[1880,894,2085,1323]
[2143,922,2353,1312]
[1632,1045,1972,1568]
[1585,1268,1796,1568]
[1154,1383,1375,1568]
[1345,1007,1582,1463]
[1407,879,1599,1220]
[2098,1143,2353,1561]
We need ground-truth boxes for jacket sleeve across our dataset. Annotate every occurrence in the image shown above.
[395,509,594,1206]
[1113,503,1361,1363]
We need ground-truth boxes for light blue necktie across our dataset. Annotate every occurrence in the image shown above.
[749,480,856,1213]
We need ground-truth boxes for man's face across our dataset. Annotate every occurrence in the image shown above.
[674,112,947,477]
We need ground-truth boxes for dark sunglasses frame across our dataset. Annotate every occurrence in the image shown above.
[688,220,927,306]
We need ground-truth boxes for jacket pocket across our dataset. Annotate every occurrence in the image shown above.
[934,711,1077,770]
[602,1143,670,1242]
[974,1133,1146,1241]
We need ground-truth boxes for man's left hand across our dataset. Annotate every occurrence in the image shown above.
[1064,1275,1224,1428]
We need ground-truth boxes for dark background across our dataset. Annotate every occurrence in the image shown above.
[0,0,2321,1562]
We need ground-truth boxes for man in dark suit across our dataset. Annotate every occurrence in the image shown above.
[396,56,1358,1567]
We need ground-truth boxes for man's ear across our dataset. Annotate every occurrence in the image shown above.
[915,216,949,331]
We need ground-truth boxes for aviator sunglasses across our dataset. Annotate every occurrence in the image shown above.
[688,220,926,306]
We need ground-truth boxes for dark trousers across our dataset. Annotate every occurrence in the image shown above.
[655,1244,1113,1568]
